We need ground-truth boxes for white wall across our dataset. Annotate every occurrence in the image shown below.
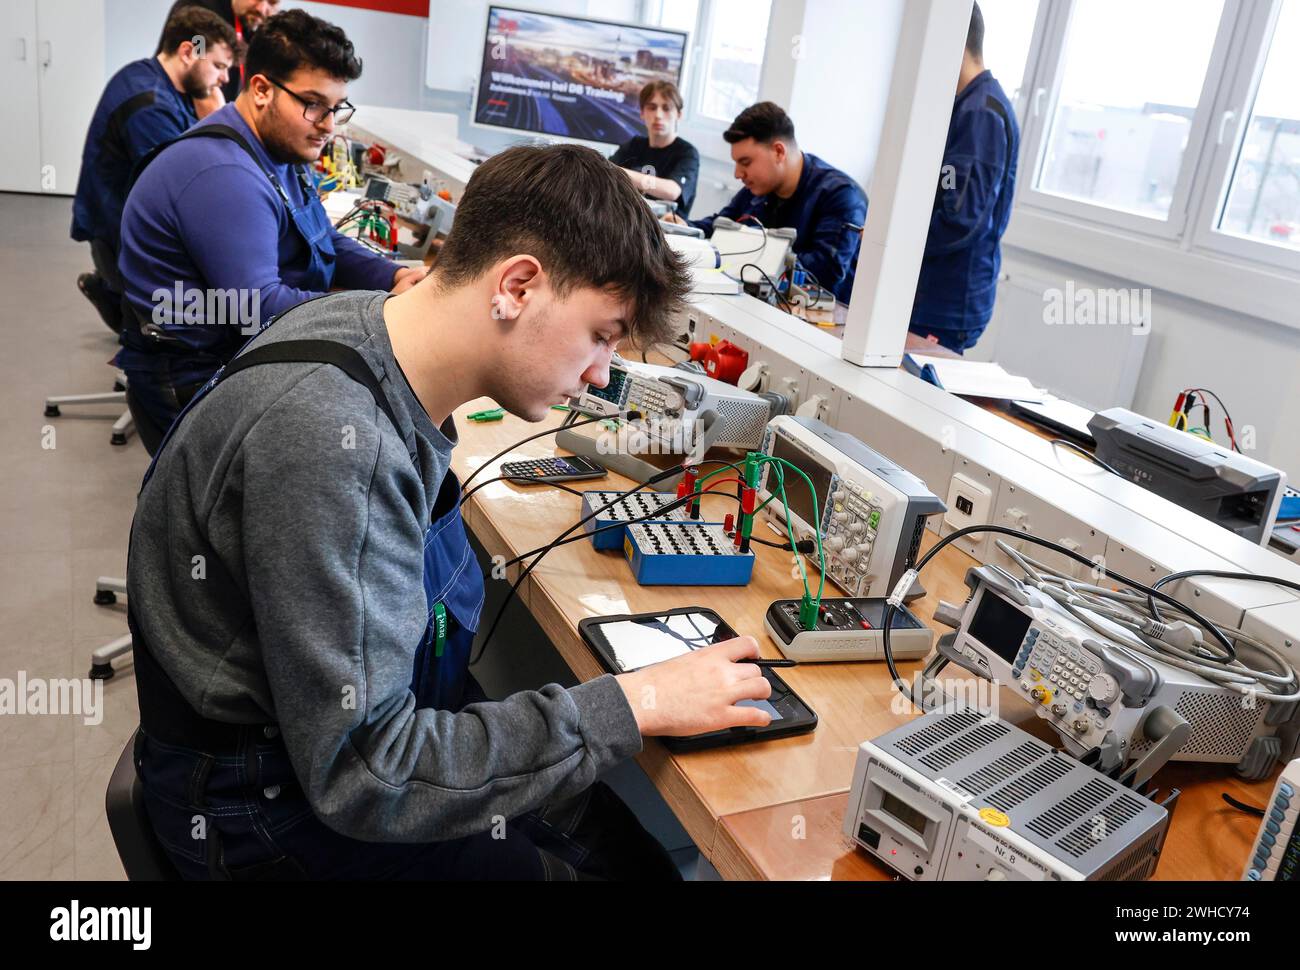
[990,245,1300,479]
[104,0,172,67]
[779,0,905,194]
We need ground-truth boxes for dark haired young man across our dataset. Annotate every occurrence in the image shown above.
[156,0,281,108]
[72,6,240,334]
[128,143,774,880]
[910,2,1020,354]
[611,80,700,217]
[117,9,422,441]
[669,101,866,303]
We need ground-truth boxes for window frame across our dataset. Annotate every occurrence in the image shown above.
[1188,0,1300,273]
[981,0,1052,122]
[1015,0,1242,240]
[641,0,771,135]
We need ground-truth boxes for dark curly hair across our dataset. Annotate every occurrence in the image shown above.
[245,8,362,83]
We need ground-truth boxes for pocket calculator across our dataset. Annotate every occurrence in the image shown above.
[500,455,608,485]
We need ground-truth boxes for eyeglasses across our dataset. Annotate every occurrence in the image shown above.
[266,77,355,125]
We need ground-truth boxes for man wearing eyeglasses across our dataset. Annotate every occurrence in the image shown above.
[117,9,423,440]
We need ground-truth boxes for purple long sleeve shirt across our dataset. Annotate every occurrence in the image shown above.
[117,103,397,376]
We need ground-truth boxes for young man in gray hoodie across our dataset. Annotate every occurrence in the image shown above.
[126,142,773,880]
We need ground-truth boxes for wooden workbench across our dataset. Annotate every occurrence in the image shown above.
[452,400,1279,881]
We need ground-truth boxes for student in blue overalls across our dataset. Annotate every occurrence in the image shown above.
[127,142,775,880]
[909,2,1020,354]
[71,7,240,334]
[116,10,425,443]
[667,102,867,304]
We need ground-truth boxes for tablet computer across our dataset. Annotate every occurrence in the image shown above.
[1009,396,1096,447]
[578,607,818,752]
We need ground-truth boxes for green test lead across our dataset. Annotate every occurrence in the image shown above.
[800,594,820,632]
[738,452,764,554]
[467,408,505,423]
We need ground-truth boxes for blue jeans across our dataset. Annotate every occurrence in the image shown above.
[119,360,210,453]
[134,688,680,881]
[909,325,984,355]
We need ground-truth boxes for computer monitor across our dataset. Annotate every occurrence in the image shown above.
[472,6,688,146]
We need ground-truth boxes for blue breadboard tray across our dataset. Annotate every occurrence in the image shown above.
[580,491,722,550]
[623,522,755,586]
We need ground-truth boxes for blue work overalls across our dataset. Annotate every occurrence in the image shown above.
[119,125,340,437]
[129,336,497,879]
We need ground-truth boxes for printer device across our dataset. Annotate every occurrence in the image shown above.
[1088,407,1285,545]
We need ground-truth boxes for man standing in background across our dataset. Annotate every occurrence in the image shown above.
[157,0,280,114]
[909,2,1020,353]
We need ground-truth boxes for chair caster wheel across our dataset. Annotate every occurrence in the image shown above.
[44,405,60,417]
[89,662,116,681]
[111,433,128,446]
[94,590,117,606]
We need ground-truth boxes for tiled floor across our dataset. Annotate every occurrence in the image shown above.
[1,192,149,880]
[0,192,700,880]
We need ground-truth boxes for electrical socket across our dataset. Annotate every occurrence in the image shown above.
[945,472,994,537]
[990,484,1105,579]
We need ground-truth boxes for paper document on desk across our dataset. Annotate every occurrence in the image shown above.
[322,190,362,223]
[909,355,1046,403]
[687,268,742,295]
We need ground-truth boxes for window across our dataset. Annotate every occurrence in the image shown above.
[641,0,772,128]
[697,0,772,123]
[1033,0,1226,224]
[1215,0,1300,252]
[648,0,700,34]
[977,0,1042,112]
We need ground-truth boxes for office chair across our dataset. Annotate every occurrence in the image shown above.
[105,730,182,880]
[43,374,136,446]
[56,248,134,444]
[87,387,166,680]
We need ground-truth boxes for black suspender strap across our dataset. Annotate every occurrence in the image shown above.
[129,123,302,206]
[220,339,403,435]
[132,337,410,749]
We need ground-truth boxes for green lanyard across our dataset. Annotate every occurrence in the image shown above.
[433,602,447,658]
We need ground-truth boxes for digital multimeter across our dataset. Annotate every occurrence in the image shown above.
[764,597,933,663]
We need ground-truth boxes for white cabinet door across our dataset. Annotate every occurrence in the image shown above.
[35,0,105,196]
[0,0,42,193]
